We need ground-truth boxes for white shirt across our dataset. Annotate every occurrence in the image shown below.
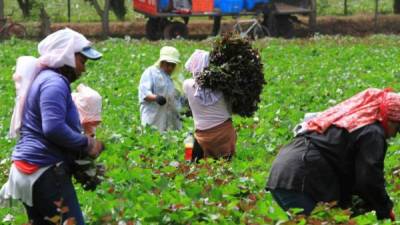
[138,66,182,132]
[0,164,51,207]
[183,79,231,131]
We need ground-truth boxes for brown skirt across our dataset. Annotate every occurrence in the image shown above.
[195,120,237,159]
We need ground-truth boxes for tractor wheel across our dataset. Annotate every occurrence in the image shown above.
[275,15,294,38]
[163,21,188,40]
[146,18,163,41]
[395,0,400,14]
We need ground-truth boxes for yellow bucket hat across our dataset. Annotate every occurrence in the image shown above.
[156,46,181,65]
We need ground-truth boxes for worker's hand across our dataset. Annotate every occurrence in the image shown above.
[156,95,167,106]
[87,137,105,159]
[390,209,396,222]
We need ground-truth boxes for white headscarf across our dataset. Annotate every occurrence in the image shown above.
[71,84,102,124]
[9,28,93,138]
[38,28,90,68]
[185,49,222,106]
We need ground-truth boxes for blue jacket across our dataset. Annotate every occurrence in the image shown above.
[12,69,89,167]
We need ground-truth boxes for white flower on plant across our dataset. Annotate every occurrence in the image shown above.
[239,177,249,182]
[239,176,255,184]
[210,214,220,220]
[0,158,10,165]
[2,214,14,223]
[328,99,337,105]
[124,36,131,42]
[162,215,171,223]
[110,133,123,142]
[169,161,180,168]
[130,160,138,167]
[203,198,212,205]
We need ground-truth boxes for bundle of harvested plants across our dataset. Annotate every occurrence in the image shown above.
[196,34,266,117]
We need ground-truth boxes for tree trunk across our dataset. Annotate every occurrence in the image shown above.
[344,0,348,15]
[394,0,400,14]
[110,0,126,21]
[67,0,71,22]
[212,16,221,36]
[86,0,110,37]
[309,0,317,33]
[375,0,379,31]
[39,5,51,38]
[102,0,110,37]
[0,0,4,19]
[17,0,32,18]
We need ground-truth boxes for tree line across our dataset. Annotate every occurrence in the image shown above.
[0,0,127,37]
[1,0,400,37]
[6,0,125,19]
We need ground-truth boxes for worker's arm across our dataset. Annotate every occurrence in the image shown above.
[40,77,89,153]
[139,69,155,102]
[145,94,166,105]
[138,69,166,105]
[40,77,104,159]
[144,94,157,102]
[354,126,393,220]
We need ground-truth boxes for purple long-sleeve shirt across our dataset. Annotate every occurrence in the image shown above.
[12,69,89,167]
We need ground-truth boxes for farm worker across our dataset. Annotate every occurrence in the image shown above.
[139,46,182,132]
[72,83,102,137]
[0,28,105,225]
[71,84,105,191]
[183,50,236,161]
[266,88,398,221]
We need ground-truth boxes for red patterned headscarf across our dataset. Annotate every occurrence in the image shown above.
[306,88,400,134]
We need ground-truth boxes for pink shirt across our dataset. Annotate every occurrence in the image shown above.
[183,79,231,131]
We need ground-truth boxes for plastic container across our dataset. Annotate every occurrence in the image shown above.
[133,0,158,15]
[184,133,194,162]
[219,0,244,14]
[192,0,214,13]
[214,0,221,9]
[159,0,170,11]
[245,0,269,11]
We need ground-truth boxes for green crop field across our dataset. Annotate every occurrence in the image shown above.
[1,0,397,23]
[1,36,400,224]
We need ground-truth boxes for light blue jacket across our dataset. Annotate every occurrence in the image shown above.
[138,66,182,131]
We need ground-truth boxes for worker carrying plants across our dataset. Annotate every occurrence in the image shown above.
[184,35,265,161]
[266,88,398,221]
[139,46,182,132]
[183,50,236,161]
[0,28,105,225]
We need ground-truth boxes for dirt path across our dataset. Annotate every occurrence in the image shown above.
[37,14,400,39]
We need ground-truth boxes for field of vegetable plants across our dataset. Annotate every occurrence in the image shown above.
[1,36,400,224]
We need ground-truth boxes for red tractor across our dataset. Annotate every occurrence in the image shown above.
[133,0,316,40]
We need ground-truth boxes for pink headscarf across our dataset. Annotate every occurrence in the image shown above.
[306,88,400,134]
[71,84,102,124]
